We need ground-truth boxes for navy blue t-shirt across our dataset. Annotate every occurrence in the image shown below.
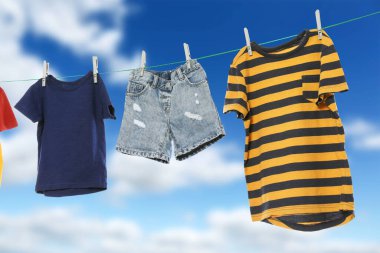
[15,71,115,197]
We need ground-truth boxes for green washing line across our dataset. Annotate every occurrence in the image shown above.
[1,10,379,83]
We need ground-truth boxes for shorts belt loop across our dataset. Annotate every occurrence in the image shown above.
[152,75,159,87]
[131,70,137,81]
[194,60,200,69]
[176,68,184,80]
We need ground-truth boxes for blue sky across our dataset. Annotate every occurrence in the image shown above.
[0,0,379,252]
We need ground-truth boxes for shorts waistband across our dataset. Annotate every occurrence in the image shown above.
[129,59,202,89]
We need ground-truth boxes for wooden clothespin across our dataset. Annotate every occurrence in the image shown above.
[92,56,98,84]
[140,50,146,76]
[183,43,191,69]
[315,9,323,40]
[42,60,49,87]
[244,27,253,56]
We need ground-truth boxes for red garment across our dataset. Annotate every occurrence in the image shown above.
[0,87,18,131]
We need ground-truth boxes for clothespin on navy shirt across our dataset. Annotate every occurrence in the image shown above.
[315,9,323,40]
[92,56,98,84]
[42,60,49,87]
[140,50,146,76]
[183,43,191,69]
[244,27,253,56]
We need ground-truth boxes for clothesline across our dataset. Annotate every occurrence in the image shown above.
[0,10,379,84]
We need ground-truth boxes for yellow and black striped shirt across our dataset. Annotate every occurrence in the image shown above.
[223,29,354,231]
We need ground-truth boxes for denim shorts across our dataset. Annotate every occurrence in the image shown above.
[116,59,225,163]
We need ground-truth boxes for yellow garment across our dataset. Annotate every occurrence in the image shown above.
[223,29,354,231]
[0,144,3,186]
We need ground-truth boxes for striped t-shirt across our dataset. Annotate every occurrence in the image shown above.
[223,29,354,231]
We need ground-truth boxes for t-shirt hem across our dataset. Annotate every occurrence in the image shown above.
[223,107,247,119]
[36,182,107,192]
[103,105,116,120]
[318,83,349,96]
[0,123,18,132]
[251,202,354,222]
[265,210,355,231]
[14,103,40,123]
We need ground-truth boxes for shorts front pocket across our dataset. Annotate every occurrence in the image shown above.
[183,67,208,87]
[300,75,320,104]
[126,81,149,97]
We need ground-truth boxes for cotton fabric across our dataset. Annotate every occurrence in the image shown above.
[224,29,354,231]
[15,72,115,196]
[0,87,18,185]
[116,60,225,163]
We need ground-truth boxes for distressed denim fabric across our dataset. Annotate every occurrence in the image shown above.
[116,60,225,163]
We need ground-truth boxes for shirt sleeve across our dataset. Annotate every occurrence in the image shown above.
[0,87,18,131]
[14,81,44,123]
[97,76,116,120]
[223,62,249,119]
[318,38,349,98]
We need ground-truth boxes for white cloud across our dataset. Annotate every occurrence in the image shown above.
[26,0,125,55]
[108,144,243,199]
[106,51,141,83]
[0,1,50,96]
[0,0,140,85]
[344,118,380,150]
[0,206,379,253]
[22,0,141,83]
[0,130,37,185]
[0,207,141,253]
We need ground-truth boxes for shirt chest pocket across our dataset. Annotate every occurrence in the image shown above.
[299,75,320,104]
[298,75,340,119]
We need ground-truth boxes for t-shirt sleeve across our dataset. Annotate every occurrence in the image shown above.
[98,77,116,120]
[0,87,18,131]
[14,81,43,123]
[223,63,249,119]
[318,39,348,98]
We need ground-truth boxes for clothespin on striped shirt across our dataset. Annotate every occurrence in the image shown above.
[92,56,98,84]
[140,50,146,77]
[183,43,191,69]
[315,9,323,40]
[244,27,253,56]
[42,60,49,87]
